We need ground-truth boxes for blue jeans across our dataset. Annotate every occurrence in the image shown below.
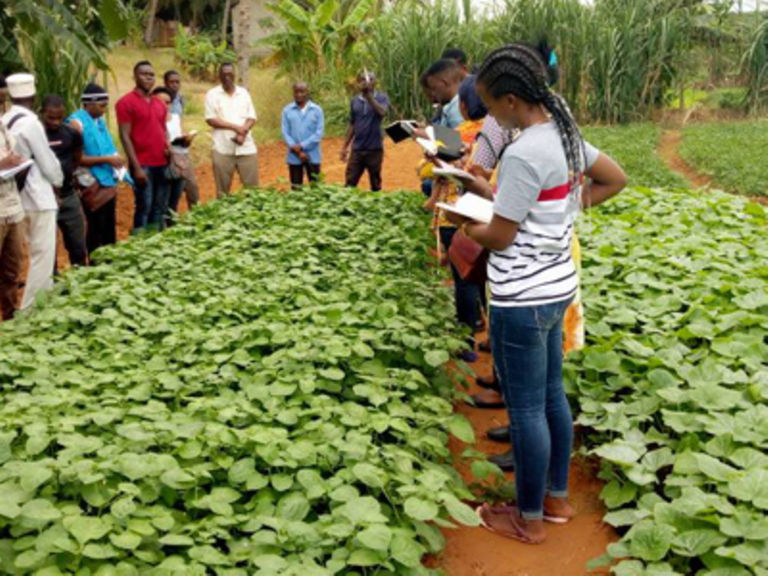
[490,298,574,520]
[439,227,484,336]
[132,165,169,232]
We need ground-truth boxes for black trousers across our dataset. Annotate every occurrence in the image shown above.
[345,149,383,191]
[57,193,88,268]
[85,195,116,257]
[289,163,321,190]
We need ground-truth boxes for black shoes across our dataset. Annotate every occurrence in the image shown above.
[488,448,515,471]
[487,425,510,443]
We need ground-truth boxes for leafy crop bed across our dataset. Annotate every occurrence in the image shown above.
[570,188,768,575]
[680,121,768,197]
[0,187,480,575]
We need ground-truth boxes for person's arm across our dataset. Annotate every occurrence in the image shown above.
[118,122,144,184]
[365,92,388,117]
[582,152,627,209]
[27,120,63,187]
[300,106,324,150]
[462,173,494,201]
[204,90,244,133]
[72,135,83,169]
[281,108,297,149]
[340,124,354,162]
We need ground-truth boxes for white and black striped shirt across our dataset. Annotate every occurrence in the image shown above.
[490,122,599,308]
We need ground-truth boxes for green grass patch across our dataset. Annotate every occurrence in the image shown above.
[680,120,768,197]
[582,124,688,189]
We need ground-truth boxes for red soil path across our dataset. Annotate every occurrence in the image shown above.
[54,136,617,574]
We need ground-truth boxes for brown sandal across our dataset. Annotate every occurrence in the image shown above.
[476,503,546,544]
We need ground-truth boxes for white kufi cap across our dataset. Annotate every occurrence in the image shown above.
[6,73,36,99]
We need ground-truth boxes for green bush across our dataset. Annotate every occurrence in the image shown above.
[174,27,236,82]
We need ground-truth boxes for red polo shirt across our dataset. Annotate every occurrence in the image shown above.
[115,89,168,167]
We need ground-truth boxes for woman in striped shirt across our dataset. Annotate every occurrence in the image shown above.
[451,44,627,544]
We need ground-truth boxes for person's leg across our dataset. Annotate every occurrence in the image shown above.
[308,163,321,185]
[182,159,199,208]
[237,154,260,188]
[148,167,171,231]
[490,304,551,520]
[0,223,22,320]
[132,166,154,232]
[288,164,303,190]
[439,226,479,331]
[545,298,574,501]
[213,151,236,199]
[368,150,384,191]
[167,177,184,227]
[57,194,88,268]
[345,150,365,187]
[21,211,57,310]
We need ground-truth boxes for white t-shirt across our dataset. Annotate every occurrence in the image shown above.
[166,113,187,155]
[489,121,599,308]
[204,85,257,157]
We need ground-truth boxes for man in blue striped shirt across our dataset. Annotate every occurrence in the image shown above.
[281,82,324,190]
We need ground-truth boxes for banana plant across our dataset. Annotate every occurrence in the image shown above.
[262,0,375,79]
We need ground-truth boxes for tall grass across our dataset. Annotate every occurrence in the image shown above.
[588,0,693,123]
[263,0,700,125]
[490,0,590,119]
[364,0,489,120]
[743,17,768,114]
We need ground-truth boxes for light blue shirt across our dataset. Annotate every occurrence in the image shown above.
[281,101,324,165]
[68,108,118,187]
[439,94,463,129]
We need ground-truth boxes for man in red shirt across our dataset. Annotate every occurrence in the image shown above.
[116,61,169,232]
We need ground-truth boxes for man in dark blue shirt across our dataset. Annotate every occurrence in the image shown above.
[341,70,389,192]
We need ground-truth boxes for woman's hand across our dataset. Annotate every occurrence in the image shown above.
[445,211,470,227]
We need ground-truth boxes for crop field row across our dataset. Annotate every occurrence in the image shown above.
[0,187,480,575]
[571,189,768,575]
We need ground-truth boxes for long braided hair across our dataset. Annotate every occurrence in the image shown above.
[477,43,585,188]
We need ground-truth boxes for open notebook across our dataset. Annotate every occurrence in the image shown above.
[0,159,33,182]
[436,193,494,224]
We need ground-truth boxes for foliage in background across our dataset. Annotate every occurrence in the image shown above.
[743,16,768,113]
[587,0,697,123]
[173,27,237,82]
[0,0,128,111]
[679,120,768,196]
[365,0,488,121]
[261,0,375,92]
[0,185,482,574]
[490,0,591,121]
[569,188,768,575]
[262,0,708,124]
[581,124,689,189]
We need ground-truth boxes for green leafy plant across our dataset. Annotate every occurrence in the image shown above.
[743,16,768,114]
[569,187,768,575]
[0,185,480,574]
[174,27,237,81]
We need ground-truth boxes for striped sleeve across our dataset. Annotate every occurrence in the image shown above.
[493,155,540,223]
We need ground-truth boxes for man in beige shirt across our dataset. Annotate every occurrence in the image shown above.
[204,63,259,198]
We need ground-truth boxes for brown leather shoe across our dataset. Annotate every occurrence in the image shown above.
[543,496,575,524]
[477,504,546,544]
